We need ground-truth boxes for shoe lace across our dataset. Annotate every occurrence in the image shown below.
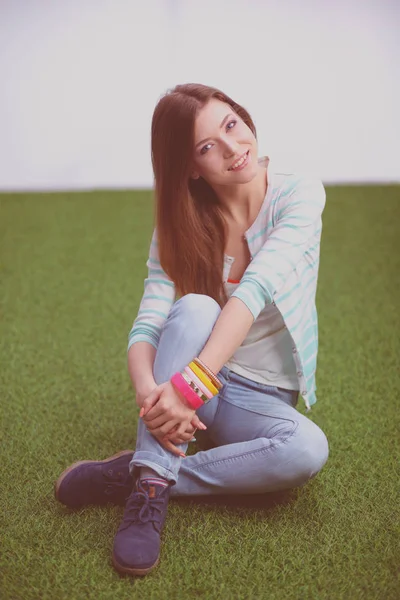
[122,488,165,531]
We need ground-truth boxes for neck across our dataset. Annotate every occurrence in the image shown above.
[215,160,268,228]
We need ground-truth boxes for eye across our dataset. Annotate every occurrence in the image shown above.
[200,143,212,155]
[200,120,237,155]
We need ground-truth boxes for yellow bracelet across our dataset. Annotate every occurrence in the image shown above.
[189,361,219,396]
[193,357,222,390]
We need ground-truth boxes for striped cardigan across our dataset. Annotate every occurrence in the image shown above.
[128,164,326,411]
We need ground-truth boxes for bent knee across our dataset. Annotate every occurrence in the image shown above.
[173,294,221,325]
[285,422,329,488]
[297,423,329,483]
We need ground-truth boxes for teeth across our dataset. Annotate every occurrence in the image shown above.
[230,151,248,170]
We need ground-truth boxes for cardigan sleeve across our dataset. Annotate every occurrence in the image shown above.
[128,228,176,351]
[231,176,326,320]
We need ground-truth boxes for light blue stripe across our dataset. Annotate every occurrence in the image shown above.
[148,268,165,275]
[239,276,274,305]
[129,322,160,336]
[271,181,299,209]
[247,220,273,244]
[145,278,174,288]
[261,234,294,246]
[302,341,318,363]
[231,286,262,320]
[299,323,318,348]
[128,335,158,352]
[278,270,315,303]
[278,223,304,231]
[291,315,318,334]
[281,296,303,321]
[275,200,324,222]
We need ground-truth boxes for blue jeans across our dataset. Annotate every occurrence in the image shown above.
[130,294,329,496]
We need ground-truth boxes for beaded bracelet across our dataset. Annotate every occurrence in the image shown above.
[192,357,223,390]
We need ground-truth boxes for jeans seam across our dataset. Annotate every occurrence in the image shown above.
[191,422,299,472]
[221,396,298,423]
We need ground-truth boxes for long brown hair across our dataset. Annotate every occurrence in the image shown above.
[151,83,257,307]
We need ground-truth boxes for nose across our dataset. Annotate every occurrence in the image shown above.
[222,138,239,158]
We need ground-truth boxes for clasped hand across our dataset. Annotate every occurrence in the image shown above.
[139,381,207,457]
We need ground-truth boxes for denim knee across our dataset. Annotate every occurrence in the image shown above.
[172,294,221,334]
[296,422,329,483]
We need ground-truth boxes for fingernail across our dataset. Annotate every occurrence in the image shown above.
[139,408,144,417]
[180,453,186,458]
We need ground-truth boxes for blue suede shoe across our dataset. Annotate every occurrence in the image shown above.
[55,450,134,509]
[112,479,171,576]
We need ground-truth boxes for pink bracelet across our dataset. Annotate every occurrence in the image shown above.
[184,366,213,399]
[171,372,204,410]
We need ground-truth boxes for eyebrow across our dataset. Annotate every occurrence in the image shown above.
[195,113,234,149]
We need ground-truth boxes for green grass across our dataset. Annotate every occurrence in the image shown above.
[1,186,399,600]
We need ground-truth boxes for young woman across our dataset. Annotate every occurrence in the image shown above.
[55,83,329,577]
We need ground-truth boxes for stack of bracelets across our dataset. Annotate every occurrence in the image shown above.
[171,357,223,409]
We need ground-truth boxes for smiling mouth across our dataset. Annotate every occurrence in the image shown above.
[228,150,250,171]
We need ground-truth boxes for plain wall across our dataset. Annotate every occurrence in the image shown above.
[0,0,399,190]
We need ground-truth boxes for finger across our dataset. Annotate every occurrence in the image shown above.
[164,424,179,436]
[151,419,180,438]
[168,432,194,444]
[191,415,207,430]
[145,413,169,430]
[164,428,193,442]
[140,387,162,418]
[175,420,191,437]
[159,438,186,458]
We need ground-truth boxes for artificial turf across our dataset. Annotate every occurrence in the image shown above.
[1,185,399,600]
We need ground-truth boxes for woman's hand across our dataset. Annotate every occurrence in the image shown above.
[140,381,207,456]
[162,420,199,446]
[134,374,159,409]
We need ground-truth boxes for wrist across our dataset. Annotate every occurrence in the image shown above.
[171,382,195,411]
[135,379,157,400]
[171,373,204,410]
[169,357,223,410]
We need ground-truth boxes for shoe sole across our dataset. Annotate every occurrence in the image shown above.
[112,554,159,576]
[54,450,134,502]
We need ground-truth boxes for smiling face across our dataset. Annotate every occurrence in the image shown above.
[191,98,259,187]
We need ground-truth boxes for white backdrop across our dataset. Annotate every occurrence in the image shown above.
[0,0,399,190]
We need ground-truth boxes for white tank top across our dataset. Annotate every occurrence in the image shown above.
[224,280,299,390]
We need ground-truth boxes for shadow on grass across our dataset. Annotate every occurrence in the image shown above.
[172,488,300,513]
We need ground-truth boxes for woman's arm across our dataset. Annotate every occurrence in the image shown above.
[231,177,326,320]
[127,228,175,404]
[128,342,157,404]
[198,296,254,374]
[200,177,326,375]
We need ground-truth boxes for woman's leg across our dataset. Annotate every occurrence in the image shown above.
[112,294,224,576]
[170,373,329,497]
[129,293,222,483]
[130,292,328,495]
